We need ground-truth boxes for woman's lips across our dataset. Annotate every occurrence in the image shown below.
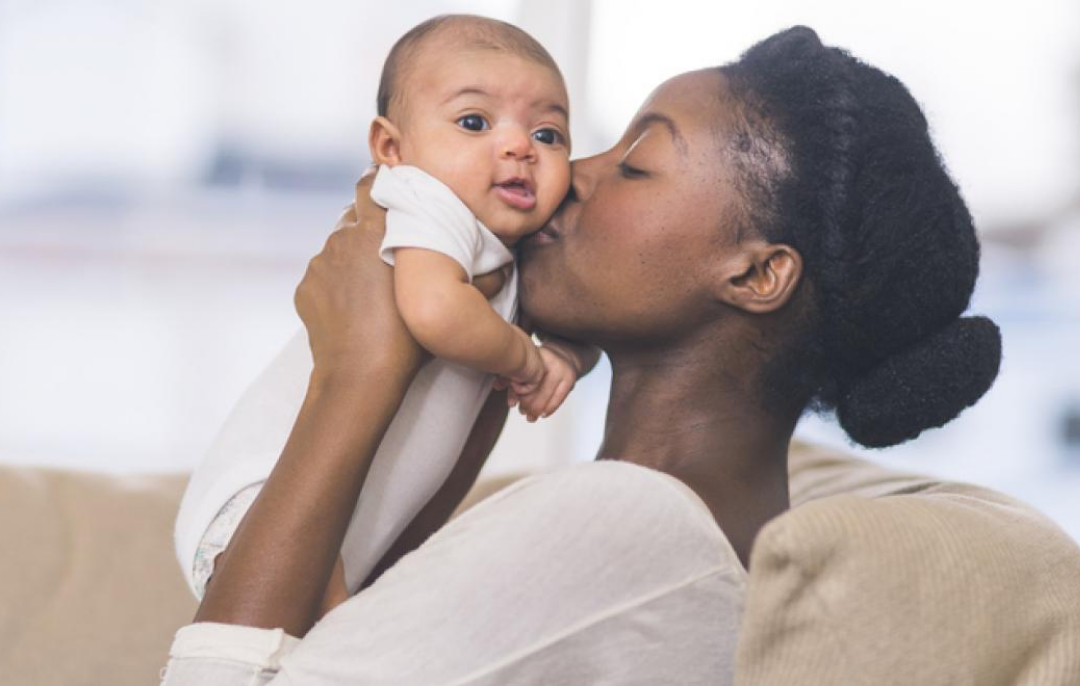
[524,222,559,247]
[493,180,537,210]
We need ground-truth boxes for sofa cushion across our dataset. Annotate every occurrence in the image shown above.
[736,448,1080,685]
[0,466,196,686]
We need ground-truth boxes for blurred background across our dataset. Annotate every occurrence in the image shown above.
[1,0,1077,539]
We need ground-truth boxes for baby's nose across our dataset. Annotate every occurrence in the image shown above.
[499,129,536,161]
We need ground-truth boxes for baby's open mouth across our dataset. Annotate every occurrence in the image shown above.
[493,177,537,211]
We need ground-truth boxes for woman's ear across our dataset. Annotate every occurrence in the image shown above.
[369,116,403,166]
[716,241,802,314]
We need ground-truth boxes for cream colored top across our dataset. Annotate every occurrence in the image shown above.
[166,460,749,686]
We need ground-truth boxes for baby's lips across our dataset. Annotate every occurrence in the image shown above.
[494,175,535,194]
[494,182,537,210]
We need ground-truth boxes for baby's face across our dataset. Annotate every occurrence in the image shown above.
[393,47,571,245]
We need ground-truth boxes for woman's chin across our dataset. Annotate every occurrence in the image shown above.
[518,286,569,338]
[518,249,589,340]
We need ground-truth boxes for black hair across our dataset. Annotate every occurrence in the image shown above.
[721,26,1002,448]
[376,14,564,119]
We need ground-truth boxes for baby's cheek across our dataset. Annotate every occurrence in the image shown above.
[555,159,572,196]
[541,164,572,214]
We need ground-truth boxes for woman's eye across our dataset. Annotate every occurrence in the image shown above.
[457,115,489,131]
[532,128,564,146]
[618,162,648,179]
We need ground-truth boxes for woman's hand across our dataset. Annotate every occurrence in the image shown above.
[295,174,425,384]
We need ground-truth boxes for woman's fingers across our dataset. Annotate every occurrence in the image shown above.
[359,164,378,182]
[353,169,384,224]
[295,178,422,380]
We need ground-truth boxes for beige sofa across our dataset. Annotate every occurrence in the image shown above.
[2,442,1078,685]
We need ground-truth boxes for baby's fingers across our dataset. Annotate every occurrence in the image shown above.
[515,392,545,422]
[516,375,564,422]
[542,377,574,418]
[511,378,541,398]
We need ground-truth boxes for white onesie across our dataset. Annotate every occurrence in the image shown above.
[173,165,518,597]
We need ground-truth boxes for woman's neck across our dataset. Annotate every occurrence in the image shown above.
[597,340,796,568]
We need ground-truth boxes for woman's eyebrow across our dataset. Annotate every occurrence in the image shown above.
[630,112,687,156]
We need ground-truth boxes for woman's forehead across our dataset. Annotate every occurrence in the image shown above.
[641,70,725,117]
[632,69,733,146]
[624,69,736,172]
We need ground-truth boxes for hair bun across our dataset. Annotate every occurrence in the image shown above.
[836,316,1002,448]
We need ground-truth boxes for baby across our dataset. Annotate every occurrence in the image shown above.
[173,15,597,610]
[369,14,596,413]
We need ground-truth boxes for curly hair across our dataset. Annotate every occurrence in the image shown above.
[721,27,1002,448]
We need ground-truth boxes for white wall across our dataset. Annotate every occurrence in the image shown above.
[0,0,1077,537]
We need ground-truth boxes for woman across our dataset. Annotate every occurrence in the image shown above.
[162,26,1001,684]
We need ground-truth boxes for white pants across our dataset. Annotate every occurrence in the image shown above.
[160,461,748,686]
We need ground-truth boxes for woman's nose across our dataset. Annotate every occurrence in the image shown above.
[568,154,600,201]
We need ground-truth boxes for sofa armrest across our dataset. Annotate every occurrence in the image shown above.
[0,466,197,686]
[735,477,1080,685]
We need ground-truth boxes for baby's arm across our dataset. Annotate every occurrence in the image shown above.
[506,336,601,422]
[394,248,544,388]
[472,264,510,300]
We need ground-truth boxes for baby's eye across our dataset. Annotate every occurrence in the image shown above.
[457,115,489,132]
[532,128,564,146]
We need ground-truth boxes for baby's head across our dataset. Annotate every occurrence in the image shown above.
[369,15,571,245]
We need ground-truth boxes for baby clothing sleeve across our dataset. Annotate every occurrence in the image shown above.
[370,164,514,280]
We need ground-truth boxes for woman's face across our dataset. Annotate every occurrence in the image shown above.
[519,68,745,347]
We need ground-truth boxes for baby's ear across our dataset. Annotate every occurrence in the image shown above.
[369,116,403,165]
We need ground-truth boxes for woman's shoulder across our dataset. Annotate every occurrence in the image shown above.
[466,460,744,576]
[300,460,748,686]
[500,459,714,513]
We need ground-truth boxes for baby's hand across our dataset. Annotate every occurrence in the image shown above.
[507,345,577,422]
[504,326,545,396]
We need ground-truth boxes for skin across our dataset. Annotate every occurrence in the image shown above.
[196,183,511,633]
[369,32,592,415]
[519,68,802,564]
[371,39,572,240]
[195,68,803,639]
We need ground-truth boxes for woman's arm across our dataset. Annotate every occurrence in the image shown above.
[315,386,511,614]
[358,384,511,591]
[194,178,424,638]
